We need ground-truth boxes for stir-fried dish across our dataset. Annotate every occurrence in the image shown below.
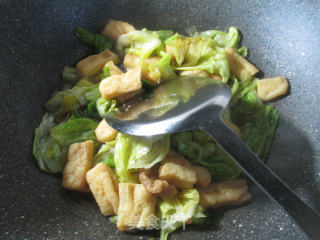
[33,20,289,239]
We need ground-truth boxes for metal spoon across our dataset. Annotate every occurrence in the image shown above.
[106,76,320,239]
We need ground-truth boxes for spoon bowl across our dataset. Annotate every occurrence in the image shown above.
[107,77,231,136]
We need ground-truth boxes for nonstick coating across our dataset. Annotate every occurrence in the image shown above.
[0,0,319,239]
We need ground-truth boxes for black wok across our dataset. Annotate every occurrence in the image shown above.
[1,0,319,239]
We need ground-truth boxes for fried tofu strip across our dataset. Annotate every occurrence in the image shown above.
[159,156,196,189]
[95,119,118,143]
[192,165,211,188]
[76,50,119,77]
[99,67,142,99]
[225,47,259,79]
[197,179,251,209]
[104,61,123,76]
[102,20,135,41]
[257,76,289,101]
[62,140,94,191]
[117,183,157,231]
[86,163,119,215]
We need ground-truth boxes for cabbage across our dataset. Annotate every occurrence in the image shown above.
[229,75,239,95]
[72,84,100,104]
[75,27,113,53]
[240,104,279,161]
[165,35,230,83]
[127,135,170,169]
[50,118,98,146]
[87,100,100,119]
[155,52,177,81]
[74,79,94,87]
[114,133,170,183]
[143,51,176,83]
[62,66,79,83]
[116,29,161,58]
[45,80,100,118]
[82,85,101,102]
[33,113,67,173]
[156,30,175,41]
[159,189,205,240]
[194,27,240,48]
[45,89,78,118]
[100,65,110,79]
[165,34,188,65]
[175,42,230,83]
[231,91,279,162]
[96,97,117,118]
[113,134,139,183]
[237,46,249,57]
[93,140,117,167]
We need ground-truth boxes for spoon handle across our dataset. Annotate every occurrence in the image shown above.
[203,119,320,240]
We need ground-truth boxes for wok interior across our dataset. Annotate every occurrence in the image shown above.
[1,1,319,240]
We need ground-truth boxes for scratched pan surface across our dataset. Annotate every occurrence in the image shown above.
[0,0,319,239]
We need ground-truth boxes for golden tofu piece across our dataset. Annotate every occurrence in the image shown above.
[116,89,143,103]
[192,165,211,188]
[95,119,118,143]
[62,140,94,191]
[180,70,209,77]
[197,179,251,209]
[117,183,157,231]
[159,156,196,189]
[179,70,222,81]
[225,47,259,80]
[101,20,135,41]
[124,54,161,85]
[99,67,142,99]
[76,50,119,77]
[104,61,123,76]
[257,76,289,101]
[86,162,119,215]
[123,53,138,68]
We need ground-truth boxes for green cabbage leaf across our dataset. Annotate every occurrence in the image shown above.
[93,140,117,167]
[75,27,113,53]
[33,113,67,173]
[117,29,161,58]
[50,118,98,146]
[159,189,205,240]
[114,133,170,183]
[194,27,240,48]
[165,35,230,82]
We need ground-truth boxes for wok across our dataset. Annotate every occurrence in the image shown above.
[0,0,319,239]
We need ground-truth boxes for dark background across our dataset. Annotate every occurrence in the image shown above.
[0,0,319,239]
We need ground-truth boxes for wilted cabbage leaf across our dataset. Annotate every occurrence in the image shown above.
[114,133,170,183]
[50,118,98,146]
[159,189,205,240]
[117,29,161,58]
[33,113,67,173]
